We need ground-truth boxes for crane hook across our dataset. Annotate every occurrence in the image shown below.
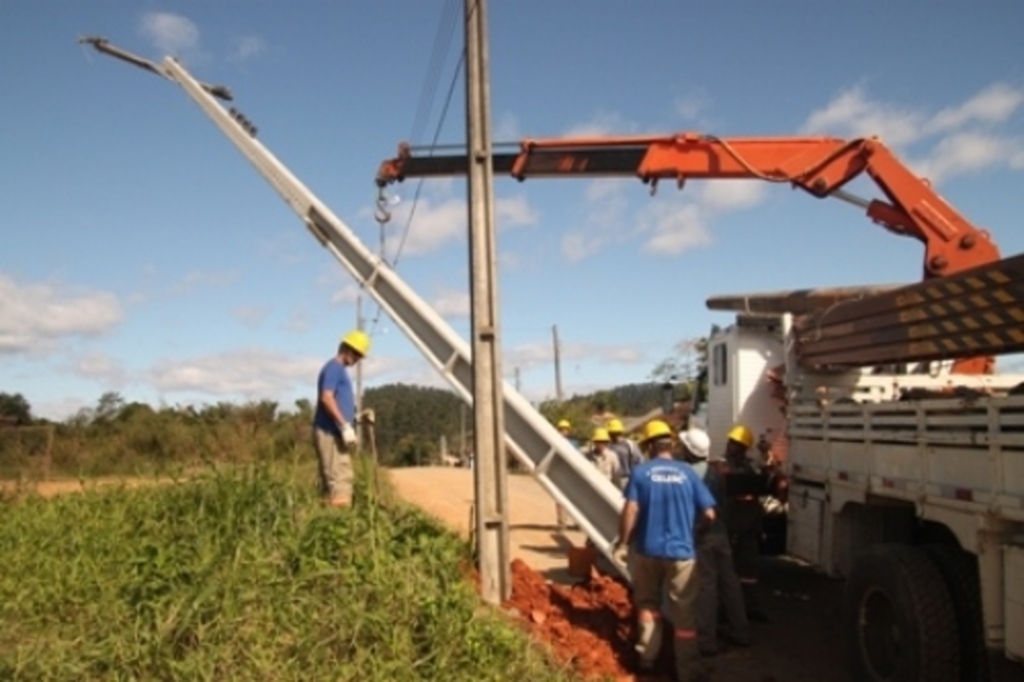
[374,188,392,225]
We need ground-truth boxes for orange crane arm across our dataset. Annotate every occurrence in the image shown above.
[376,133,1000,278]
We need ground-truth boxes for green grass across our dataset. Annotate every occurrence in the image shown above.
[0,459,572,681]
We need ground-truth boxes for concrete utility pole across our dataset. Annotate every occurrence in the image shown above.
[552,324,564,401]
[465,0,511,604]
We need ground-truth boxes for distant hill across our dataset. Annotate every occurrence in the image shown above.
[363,380,691,465]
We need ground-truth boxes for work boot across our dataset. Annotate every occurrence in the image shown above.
[673,637,709,682]
[742,583,770,623]
[726,632,752,647]
[635,615,663,671]
[746,609,770,623]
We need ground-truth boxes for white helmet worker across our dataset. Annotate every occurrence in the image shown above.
[679,427,711,460]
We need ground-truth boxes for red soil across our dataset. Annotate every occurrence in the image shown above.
[504,558,677,681]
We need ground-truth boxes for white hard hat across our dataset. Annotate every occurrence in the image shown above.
[679,427,711,460]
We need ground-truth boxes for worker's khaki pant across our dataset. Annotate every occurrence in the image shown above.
[632,554,704,681]
[312,426,353,505]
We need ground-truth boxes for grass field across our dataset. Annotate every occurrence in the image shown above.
[0,459,572,681]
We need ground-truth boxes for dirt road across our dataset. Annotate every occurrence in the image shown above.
[389,466,1024,682]
[0,476,176,498]
[388,466,849,681]
[387,465,590,583]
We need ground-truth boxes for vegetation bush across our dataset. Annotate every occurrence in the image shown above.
[0,460,571,681]
[0,379,685,482]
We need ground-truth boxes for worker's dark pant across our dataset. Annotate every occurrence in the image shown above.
[728,500,764,616]
[696,532,750,653]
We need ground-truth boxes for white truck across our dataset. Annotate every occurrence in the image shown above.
[705,309,1024,680]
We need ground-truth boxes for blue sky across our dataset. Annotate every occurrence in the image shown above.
[2,1,1023,421]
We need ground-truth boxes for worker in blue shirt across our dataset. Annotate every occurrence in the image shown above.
[312,329,369,507]
[616,419,716,682]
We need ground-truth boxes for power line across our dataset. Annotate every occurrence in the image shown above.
[370,1,465,335]
[409,0,459,146]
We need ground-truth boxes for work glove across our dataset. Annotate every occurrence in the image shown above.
[612,541,629,567]
[340,423,357,448]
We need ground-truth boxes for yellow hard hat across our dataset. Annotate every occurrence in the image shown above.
[642,419,673,443]
[592,427,610,442]
[557,419,571,430]
[727,424,754,448]
[341,329,371,357]
[607,418,624,433]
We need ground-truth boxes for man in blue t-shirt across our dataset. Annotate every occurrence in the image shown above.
[312,329,369,507]
[617,419,716,681]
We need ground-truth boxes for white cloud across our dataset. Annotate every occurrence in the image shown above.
[585,178,630,203]
[803,86,924,146]
[598,345,646,364]
[562,231,598,262]
[386,197,466,255]
[562,179,634,262]
[231,305,267,329]
[494,112,521,141]
[504,340,646,373]
[640,202,712,255]
[1013,148,1024,169]
[564,176,744,261]
[330,284,362,306]
[149,348,320,397]
[72,351,128,386]
[674,92,708,122]
[0,274,123,355]
[383,193,537,257]
[229,35,265,63]
[499,251,521,270]
[283,305,313,333]
[504,342,553,370]
[32,396,90,423]
[496,195,538,227]
[139,12,199,55]
[803,83,1024,183]
[915,131,1006,183]
[169,269,239,295]
[926,84,1024,134]
[697,181,767,212]
[560,166,767,262]
[563,111,637,138]
[430,288,470,318]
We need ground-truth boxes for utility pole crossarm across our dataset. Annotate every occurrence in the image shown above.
[80,36,234,101]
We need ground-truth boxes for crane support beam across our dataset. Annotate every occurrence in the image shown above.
[377,134,1001,280]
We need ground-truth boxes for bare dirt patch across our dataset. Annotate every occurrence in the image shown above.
[388,466,1024,681]
[0,476,181,499]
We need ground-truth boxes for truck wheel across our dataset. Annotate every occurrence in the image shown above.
[844,544,960,682]
[921,544,991,682]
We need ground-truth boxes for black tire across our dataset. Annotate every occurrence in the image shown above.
[844,544,960,682]
[921,544,991,682]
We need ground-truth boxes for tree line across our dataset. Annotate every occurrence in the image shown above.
[0,374,695,480]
